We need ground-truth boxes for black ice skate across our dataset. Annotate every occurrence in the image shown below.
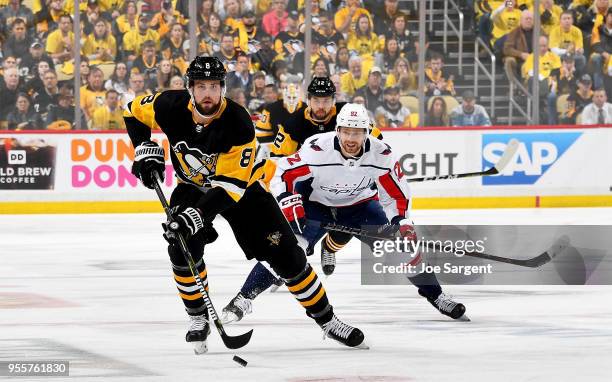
[320,314,367,348]
[421,291,469,321]
[221,292,253,324]
[321,246,336,276]
[186,314,211,354]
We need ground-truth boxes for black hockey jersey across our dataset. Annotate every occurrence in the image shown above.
[270,102,383,157]
[124,90,258,204]
[255,99,303,144]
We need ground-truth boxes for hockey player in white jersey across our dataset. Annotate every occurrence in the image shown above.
[222,104,467,323]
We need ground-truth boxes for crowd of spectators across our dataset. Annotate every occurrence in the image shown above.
[0,0,611,130]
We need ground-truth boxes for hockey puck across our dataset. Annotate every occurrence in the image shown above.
[233,355,247,367]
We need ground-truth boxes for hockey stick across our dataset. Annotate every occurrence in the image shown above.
[322,222,570,268]
[406,138,519,182]
[152,174,253,350]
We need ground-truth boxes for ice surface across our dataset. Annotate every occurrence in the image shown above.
[1,208,611,381]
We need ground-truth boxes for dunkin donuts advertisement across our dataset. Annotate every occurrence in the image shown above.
[0,137,57,190]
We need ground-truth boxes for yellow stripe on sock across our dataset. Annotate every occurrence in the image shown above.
[174,270,207,284]
[299,286,326,307]
[287,270,316,293]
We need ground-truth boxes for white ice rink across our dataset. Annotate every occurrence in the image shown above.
[1,208,612,381]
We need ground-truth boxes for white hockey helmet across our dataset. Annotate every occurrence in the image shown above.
[335,103,372,156]
[336,103,371,132]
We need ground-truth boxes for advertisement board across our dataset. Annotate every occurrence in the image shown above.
[0,126,611,213]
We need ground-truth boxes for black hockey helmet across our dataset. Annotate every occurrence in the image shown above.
[185,56,226,87]
[307,76,335,98]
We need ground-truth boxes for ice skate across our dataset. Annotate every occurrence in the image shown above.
[421,291,469,321]
[321,246,336,276]
[320,314,367,348]
[186,314,210,354]
[221,292,253,324]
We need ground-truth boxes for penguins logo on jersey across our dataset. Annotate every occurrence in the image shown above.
[173,141,218,185]
[267,231,282,246]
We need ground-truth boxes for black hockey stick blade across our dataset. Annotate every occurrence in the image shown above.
[220,327,254,349]
[406,138,520,182]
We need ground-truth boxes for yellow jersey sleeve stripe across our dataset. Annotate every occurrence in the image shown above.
[124,93,161,130]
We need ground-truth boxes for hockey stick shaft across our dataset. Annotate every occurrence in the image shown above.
[322,222,565,268]
[406,139,519,183]
[152,174,252,349]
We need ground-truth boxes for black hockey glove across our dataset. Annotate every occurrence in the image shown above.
[162,206,218,244]
[378,216,417,241]
[132,141,165,189]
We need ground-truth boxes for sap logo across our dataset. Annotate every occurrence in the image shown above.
[482,133,581,185]
[8,150,26,165]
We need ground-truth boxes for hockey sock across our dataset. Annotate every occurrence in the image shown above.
[284,264,333,325]
[172,258,209,317]
[240,262,279,300]
[406,253,442,300]
[323,232,350,253]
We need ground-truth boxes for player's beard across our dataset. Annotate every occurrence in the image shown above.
[340,137,363,157]
[311,107,329,121]
[197,97,221,116]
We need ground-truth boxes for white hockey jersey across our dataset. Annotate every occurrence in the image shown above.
[271,132,412,218]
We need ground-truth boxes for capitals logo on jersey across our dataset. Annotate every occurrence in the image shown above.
[173,141,218,185]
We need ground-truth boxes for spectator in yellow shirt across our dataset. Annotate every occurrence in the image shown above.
[114,0,138,37]
[385,57,416,95]
[549,10,586,72]
[340,55,368,97]
[425,54,456,97]
[150,0,187,39]
[45,13,75,64]
[82,19,117,65]
[491,0,522,45]
[334,0,372,34]
[522,35,561,111]
[80,66,107,122]
[347,14,381,68]
[529,0,562,36]
[91,89,126,130]
[122,13,160,64]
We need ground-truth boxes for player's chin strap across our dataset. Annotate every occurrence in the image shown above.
[188,86,227,121]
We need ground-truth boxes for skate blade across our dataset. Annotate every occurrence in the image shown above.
[269,284,281,293]
[353,342,370,350]
[192,341,208,355]
[455,314,471,322]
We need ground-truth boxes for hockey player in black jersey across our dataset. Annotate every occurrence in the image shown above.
[270,76,383,158]
[254,74,303,153]
[124,56,365,352]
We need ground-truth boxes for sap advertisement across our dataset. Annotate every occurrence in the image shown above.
[482,132,582,185]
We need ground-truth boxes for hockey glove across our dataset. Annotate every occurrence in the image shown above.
[277,192,306,234]
[162,206,218,244]
[132,141,165,189]
[379,216,417,242]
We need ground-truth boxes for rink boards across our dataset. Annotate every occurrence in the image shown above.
[0,125,611,213]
